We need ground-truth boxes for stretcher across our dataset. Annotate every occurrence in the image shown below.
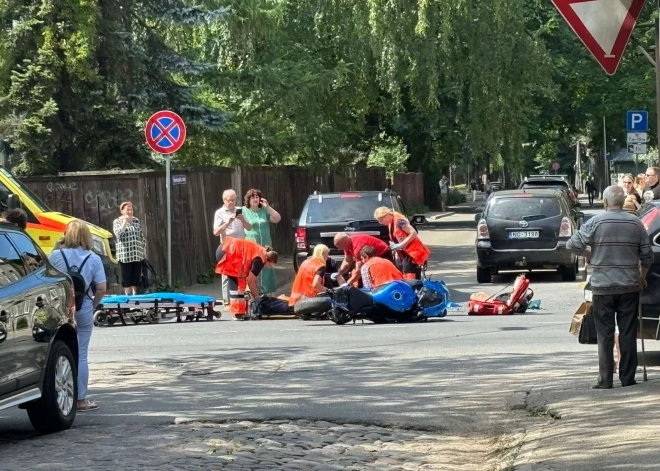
[94,292,222,327]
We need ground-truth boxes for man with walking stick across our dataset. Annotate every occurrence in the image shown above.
[567,185,653,389]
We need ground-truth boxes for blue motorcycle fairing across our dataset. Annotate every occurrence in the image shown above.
[371,281,417,313]
[418,279,449,317]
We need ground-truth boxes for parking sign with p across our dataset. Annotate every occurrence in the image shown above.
[627,110,648,132]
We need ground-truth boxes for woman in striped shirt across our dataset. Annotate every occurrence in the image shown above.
[113,201,147,295]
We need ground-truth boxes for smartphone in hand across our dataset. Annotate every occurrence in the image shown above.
[235,207,243,216]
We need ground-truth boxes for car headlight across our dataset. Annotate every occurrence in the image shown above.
[92,235,107,256]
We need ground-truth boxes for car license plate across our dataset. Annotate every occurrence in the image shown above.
[508,231,539,239]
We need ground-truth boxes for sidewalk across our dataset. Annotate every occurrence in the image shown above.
[425,192,486,221]
[183,255,295,299]
[512,370,660,470]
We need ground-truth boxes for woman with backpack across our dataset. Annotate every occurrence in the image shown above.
[48,220,106,412]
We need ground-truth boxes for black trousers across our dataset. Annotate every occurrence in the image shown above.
[588,190,595,205]
[592,292,639,387]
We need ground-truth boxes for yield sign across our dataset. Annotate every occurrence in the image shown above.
[552,0,647,75]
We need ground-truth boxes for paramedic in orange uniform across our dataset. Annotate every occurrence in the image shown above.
[373,207,430,280]
[289,244,346,306]
[333,232,392,286]
[215,236,278,320]
[359,245,404,290]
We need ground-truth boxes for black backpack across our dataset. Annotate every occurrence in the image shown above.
[60,250,94,311]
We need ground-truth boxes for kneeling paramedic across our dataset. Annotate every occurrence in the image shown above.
[289,244,346,306]
[359,245,404,290]
[333,232,392,286]
[215,236,279,320]
[374,207,430,280]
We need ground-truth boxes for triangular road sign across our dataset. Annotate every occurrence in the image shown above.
[552,0,647,75]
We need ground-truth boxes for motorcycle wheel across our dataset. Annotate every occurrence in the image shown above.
[369,317,388,324]
[330,308,349,325]
[294,297,332,317]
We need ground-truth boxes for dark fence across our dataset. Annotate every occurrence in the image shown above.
[20,165,424,286]
[391,172,424,208]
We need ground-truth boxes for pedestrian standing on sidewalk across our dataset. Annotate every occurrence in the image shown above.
[439,175,449,212]
[243,188,281,295]
[48,220,106,411]
[213,189,252,305]
[470,179,478,202]
[642,167,660,202]
[566,185,652,389]
[113,202,146,295]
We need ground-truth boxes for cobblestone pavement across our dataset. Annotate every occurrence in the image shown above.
[0,419,501,471]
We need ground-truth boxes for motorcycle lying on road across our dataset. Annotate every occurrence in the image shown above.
[293,278,456,324]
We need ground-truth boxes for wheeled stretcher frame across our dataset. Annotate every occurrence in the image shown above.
[94,293,222,327]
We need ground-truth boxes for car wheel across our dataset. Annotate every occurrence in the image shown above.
[27,340,77,433]
[476,266,492,283]
[560,264,577,282]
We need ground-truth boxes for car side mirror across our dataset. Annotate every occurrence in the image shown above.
[411,214,427,225]
[7,193,21,210]
[291,218,299,228]
[575,211,584,219]
[474,213,482,222]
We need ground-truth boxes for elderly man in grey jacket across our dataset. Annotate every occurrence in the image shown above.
[567,185,653,389]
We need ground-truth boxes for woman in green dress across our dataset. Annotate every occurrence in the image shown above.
[242,189,282,294]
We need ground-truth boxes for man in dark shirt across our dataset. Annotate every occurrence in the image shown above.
[642,167,660,203]
[333,233,391,285]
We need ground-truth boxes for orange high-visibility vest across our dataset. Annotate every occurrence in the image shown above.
[389,212,430,266]
[215,237,267,278]
[288,257,325,306]
[363,256,403,288]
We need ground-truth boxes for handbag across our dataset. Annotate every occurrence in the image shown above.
[570,301,598,345]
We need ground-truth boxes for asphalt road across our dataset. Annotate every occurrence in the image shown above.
[0,203,610,439]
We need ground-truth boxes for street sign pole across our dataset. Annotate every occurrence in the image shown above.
[166,153,172,287]
[603,116,607,190]
[145,110,186,288]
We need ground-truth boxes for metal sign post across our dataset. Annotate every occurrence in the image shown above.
[145,110,187,287]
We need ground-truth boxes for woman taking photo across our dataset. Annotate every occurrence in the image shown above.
[113,201,146,295]
[242,189,281,295]
[373,206,430,280]
[215,236,279,320]
[48,220,106,412]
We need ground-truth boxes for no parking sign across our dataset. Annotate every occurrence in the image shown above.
[145,110,186,154]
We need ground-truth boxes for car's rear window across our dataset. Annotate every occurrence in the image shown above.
[487,197,561,221]
[306,195,394,224]
[522,180,568,188]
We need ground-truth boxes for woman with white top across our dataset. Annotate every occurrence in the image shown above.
[48,220,107,412]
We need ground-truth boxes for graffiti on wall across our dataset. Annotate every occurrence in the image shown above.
[84,189,138,214]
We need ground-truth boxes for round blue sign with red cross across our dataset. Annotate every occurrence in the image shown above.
[145,110,187,154]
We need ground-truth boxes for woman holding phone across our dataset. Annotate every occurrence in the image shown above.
[242,189,281,294]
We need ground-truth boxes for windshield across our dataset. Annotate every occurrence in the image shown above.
[487,197,561,221]
[0,167,50,212]
[306,195,396,224]
[522,180,568,188]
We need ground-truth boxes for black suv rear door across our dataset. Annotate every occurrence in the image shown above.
[486,195,564,250]
[302,193,393,256]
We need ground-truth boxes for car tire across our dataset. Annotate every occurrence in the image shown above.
[27,340,77,434]
[560,264,577,282]
[476,267,491,284]
[294,297,332,317]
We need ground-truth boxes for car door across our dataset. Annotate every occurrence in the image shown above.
[5,232,56,389]
[0,233,27,396]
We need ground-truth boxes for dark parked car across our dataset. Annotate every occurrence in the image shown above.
[519,175,580,208]
[0,222,78,433]
[292,190,411,271]
[475,189,582,283]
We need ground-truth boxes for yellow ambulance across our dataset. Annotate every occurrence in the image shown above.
[0,166,119,286]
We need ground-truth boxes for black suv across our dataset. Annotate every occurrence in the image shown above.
[0,222,78,433]
[292,190,408,271]
[475,189,580,283]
